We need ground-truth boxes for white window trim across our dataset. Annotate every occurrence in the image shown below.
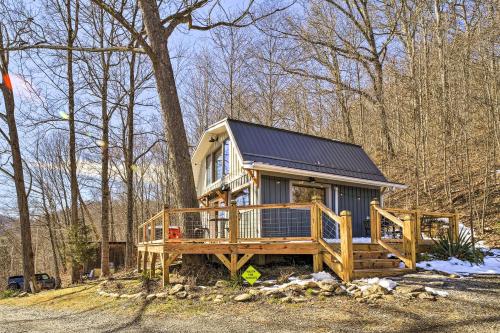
[289,180,332,210]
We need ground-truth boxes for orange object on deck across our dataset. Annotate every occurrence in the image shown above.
[168,226,181,239]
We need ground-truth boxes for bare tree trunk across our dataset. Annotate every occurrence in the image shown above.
[125,50,136,269]
[100,56,110,277]
[66,0,81,284]
[138,0,198,211]
[0,27,36,291]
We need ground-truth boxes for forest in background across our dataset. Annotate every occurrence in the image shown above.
[0,0,498,289]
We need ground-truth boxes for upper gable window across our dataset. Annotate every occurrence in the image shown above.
[206,138,231,186]
[214,146,223,180]
[223,139,230,175]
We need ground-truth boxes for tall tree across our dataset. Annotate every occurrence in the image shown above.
[0,22,36,292]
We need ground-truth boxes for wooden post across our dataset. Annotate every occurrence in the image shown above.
[163,205,169,243]
[143,251,148,275]
[370,199,379,243]
[150,219,155,242]
[452,212,459,242]
[229,200,238,243]
[340,211,353,282]
[137,251,142,273]
[162,253,169,287]
[402,215,416,270]
[415,209,421,246]
[311,196,323,272]
[150,253,157,278]
[230,253,238,279]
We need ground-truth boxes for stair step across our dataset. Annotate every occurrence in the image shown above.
[354,259,401,269]
[353,250,389,260]
[353,268,413,279]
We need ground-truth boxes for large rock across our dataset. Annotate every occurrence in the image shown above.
[265,289,286,299]
[156,292,169,299]
[145,294,156,301]
[418,292,436,301]
[169,284,184,295]
[234,293,253,302]
[302,281,319,289]
[334,287,347,296]
[318,281,337,292]
[215,280,229,288]
[213,294,224,303]
[292,296,307,303]
[175,291,188,299]
[396,284,425,294]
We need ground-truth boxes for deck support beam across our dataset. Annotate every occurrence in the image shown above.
[150,253,157,278]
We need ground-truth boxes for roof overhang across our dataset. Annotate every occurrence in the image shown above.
[242,161,407,190]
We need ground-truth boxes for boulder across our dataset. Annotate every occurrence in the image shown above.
[292,296,307,303]
[213,294,224,303]
[418,292,436,301]
[334,287,347,296]
[280,296,293,303]
[319,291,333,297]
[302,281,318,289]
[169,284,184,295]
[215,280,229,288]
[298,274,313,280]
[264,290,286,299]
[17,292,28,298]
[108,293,120,298]
[317,281,337,292]
[156,292,169,299]
[234,293,253,302]
[175,291,188,299]
[396,284,425,294]
[145,294,156,301]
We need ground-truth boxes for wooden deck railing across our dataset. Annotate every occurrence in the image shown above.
[369,200,460,270]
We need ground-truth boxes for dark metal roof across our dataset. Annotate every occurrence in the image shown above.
[227,119,389,183]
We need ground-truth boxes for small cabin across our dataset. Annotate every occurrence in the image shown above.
[191,118,406,239]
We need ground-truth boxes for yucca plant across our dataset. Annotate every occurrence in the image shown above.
[431,228,484,264]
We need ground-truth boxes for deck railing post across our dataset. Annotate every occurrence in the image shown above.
[451,211,459,242]
[163,204,169,243]
[402,214,416,269]
[415,209,421,246]
[311,196,323,272]
[229,200,238,243]
[340,210,353,282]
[370,199,380,243]
[150,219,154,242]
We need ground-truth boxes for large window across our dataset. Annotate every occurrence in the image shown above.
[291,184,326,203]
[205,138,231,185]
[205,154,212,185]
[233,187,250,206]
[214,147,223,181]
[223,139,230,176]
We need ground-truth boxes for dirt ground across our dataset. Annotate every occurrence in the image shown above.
[0,273,499,333]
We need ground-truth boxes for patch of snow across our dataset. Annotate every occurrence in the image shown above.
[417,254,500,276]
[425,287,448,297]
[355,277,397,291]
[259,271,338,291]
[325,237,372,244]
[311,271,336,281]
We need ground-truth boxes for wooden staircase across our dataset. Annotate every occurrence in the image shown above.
[320,243,414,280]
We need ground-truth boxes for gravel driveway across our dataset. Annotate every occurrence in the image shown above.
[1,274,499,333]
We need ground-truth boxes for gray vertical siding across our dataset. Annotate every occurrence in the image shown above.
[337,185,380,237]
[260,175,310,237]
[260,175,380,238]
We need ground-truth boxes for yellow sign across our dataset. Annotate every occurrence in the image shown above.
[241,265,261,286]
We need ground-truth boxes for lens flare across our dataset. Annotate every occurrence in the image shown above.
[2,73,12,91]
[59,111,69,120]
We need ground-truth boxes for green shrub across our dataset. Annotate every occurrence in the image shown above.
[0,289,18,299]
[431,228,484,264]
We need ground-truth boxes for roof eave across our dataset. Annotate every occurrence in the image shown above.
[243,161,408,189]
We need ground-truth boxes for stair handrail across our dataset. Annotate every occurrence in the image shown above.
[314,200,353,281]
[370,200,416,269]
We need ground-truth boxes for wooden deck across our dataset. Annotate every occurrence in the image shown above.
[137,200,459,286]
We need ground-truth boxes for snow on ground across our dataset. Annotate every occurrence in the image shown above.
[259,271,338,291]
[416,254,500,276]
[354,277,397,292]
[325,237,372,243]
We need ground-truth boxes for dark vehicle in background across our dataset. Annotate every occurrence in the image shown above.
[7,273,56,290]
